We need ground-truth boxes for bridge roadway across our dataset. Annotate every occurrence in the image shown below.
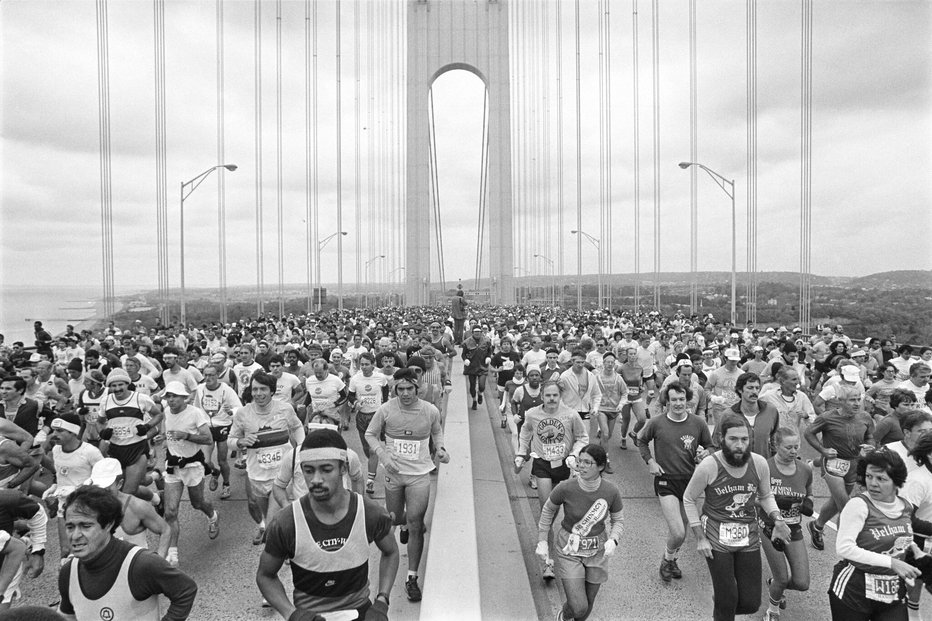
[18,358,932,620]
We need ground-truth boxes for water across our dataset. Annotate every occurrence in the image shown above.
[0,286,103,344]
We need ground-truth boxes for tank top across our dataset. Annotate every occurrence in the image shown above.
[850,493,913,575]
[701,453,762,552]
[620,365,644,400]
[596,372,624,411]
[103,392,147,446]
[0,438,18,486]
[115,496,149,549]
[79,389,105,426]
[69,546,160,621]
[764,457,811,526]
[514,384,543,418]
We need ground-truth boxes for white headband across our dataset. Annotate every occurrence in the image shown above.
[51,419,81,435]
[298,447,348,463]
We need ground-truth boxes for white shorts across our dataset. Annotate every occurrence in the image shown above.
[164,463,205,487]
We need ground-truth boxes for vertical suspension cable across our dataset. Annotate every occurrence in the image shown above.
[746,0,758,323]
[605,0,613,311]
[598,0,606,309]
[354,0,362,296]
[336,0,344,310]
[366,0,375,304]
[153,0,167,324]
[632,0,640,312]
[217,0,228,324]
[651,0,661,310]
[556,0,564,304]
[313,0,321,311]
[575,0,582,310]
[276,0,284,317]
[395,0,405,298]
[254,0,264,316]
[543,0,553,303]
[97,0,114,320]
[427,91,446,290]
[689,0,698,316]
[474,91,491,290]
[800,0,813,332]
[305,0,312,314]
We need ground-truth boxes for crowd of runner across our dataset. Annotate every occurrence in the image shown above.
[0,298,930,620]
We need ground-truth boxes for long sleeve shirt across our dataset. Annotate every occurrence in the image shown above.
[558,369,602,414]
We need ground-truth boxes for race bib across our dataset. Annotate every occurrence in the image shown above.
[201,395,220,416]
[503,360,515,370]
[541,443,565,461]
[111,425,133,440]
[392,439,420,461]
[825,458,850,477]
[865,573,900,604]
[782,507,802,525]
[573,536,601,558]
[256,446,284,470]
[360,395,379,409]
[719,522,750,547]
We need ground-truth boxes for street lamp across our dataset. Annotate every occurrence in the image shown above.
[678,161,737,325]
[534,253,556,307]
[365,254,385,308]
[388,266,405,305]
[180,164,237,326]
[571,230,603,309]
[317,231,348,311]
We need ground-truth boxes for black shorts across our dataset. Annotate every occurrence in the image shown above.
[210,425,231,443]
[578,411,590,421]
[654,475,689,500]
[108,441,149,470]
[599,410,619,421]
[531,457,571,483]
[760,519,805,542]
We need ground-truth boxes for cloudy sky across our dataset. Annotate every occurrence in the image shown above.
[2,0,930,297]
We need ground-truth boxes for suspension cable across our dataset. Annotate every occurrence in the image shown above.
[217,0,228,323]
[651,0,661,310]
[689,0,698,315]
[254,0,264,316]
[632,0,640,312]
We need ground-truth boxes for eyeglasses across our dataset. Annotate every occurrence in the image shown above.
[577,459,598,467]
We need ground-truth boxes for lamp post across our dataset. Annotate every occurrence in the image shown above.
[365,254,385,308]
[180,164,237,326]
[317,231,347,311]
[678,162,737,324]
[571,230,602,309]
[534,253,556,307]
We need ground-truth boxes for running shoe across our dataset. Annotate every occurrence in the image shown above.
[400,527,409,545]
[253,526,266,546]
[628,432,640,447]
[472,400,478,410]
[208,473,219,492]
[766,579,787,609]
[669,558,683,579]
[604,460,614,474]
[366,480,375,495]
[542,561,555,580]
[405,575,422,602]
[659,558,676,582]
[501,417,507,429]
[763,610,780,621]
[207,512,220,540]
[478,393,483,405]
[808,521,824,550]
[529,477,538,490]
[620,438,627,450]
[220,485,231,500]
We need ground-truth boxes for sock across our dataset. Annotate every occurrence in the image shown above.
[168,546,178,556]
[813,521,824,531]
[367,473,375,481]
[767,600,781,614]
[663,547,679,561]
[907,600,920,621]
[407,570,417,579]
[211,510,218,520]
[259,519,266,529]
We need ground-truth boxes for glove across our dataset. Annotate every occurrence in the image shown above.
[98,428,113,441]
[565,455,577,470]
[365,599,389,621]
[514,456,526,473]
[799,497,815,517]
[136,424,150,437]
[535,540,549,561]
[287,610,325,621]
[603,539,617,557]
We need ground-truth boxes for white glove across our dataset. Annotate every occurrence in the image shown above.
[514,456,526,469]
[603,539,617,557]
[565,455,577,470]
[535,540,549,561]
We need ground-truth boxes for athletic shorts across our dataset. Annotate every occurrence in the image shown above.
[108,441,149,470]
[822,457,859,488]
[599,410,619,421]
[209,425,231,443]
[383,472,430,492]
[577,411,590,421]
[164,463,205,487]
[553,528,610,584]
[247,477,274,497]
[760,519,805,542]
[531,457,571,484]
[654,476,690,500]
[829,560,905,613]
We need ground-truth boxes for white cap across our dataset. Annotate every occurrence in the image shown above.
[841,366,861,382]
[724,348,742,361]
[163,381,189,397]
[86,458,123,488]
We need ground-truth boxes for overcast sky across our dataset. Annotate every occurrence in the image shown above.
[2,0,930,295]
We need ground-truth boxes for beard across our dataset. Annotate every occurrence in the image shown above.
[722,443,751,467]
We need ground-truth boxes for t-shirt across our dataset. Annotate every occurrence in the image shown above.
[364,397,444,476]
[193,383,243,428]
[232,362,265,398]
[492,351,523,387]
[873,414,905,446]
[550,478,623,537]
[264,494,392,613]
[52,443,104,491]
[348,372,389,414]
[806,408,874,460]
[305,374,346,413]
[638,413,712,478]
[164,405,210,459]
[273,372,302,403]
[229,401,305,481]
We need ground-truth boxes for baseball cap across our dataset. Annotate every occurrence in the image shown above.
[850,348,867,358]
[724,348,742,361]
[106,369,131,386]
[765,327,775,333]
[163,381,189,397]
[86,458,123,488]
[841,365,861,382]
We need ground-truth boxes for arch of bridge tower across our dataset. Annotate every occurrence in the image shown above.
[405,0,514,305]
